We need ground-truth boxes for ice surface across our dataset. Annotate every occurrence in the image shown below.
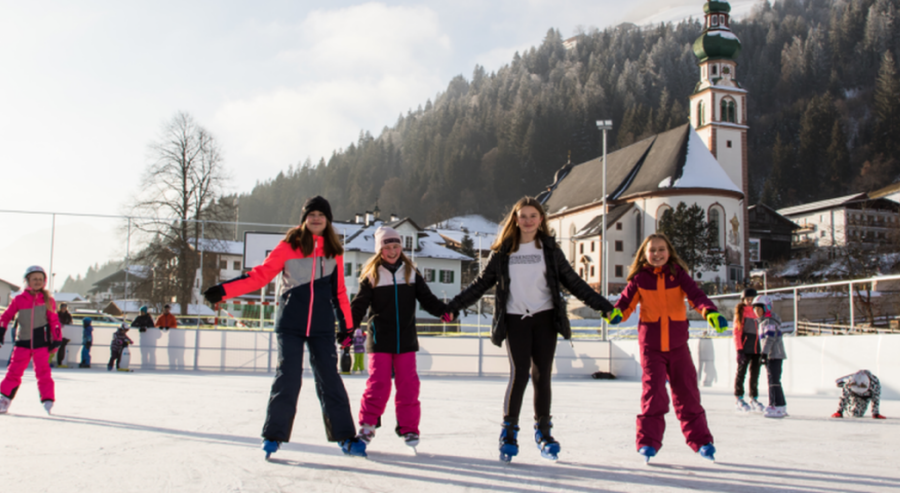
[3,370,898,492]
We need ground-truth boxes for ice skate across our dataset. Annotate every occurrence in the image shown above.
[339,437,368,458]
[0,395,10,414]
[699,443,716,461]
[403,433,419,454]
[735,397,751,412]
[638,446,657,464]
[262,439,280,459]
[749,398,766,412]
[499,421,519,463]
[356,424,376,445]
[764,405,787,418]
[534,417,560,461]
[42,400,53,415]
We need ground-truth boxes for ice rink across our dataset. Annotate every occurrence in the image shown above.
[2,369,898,492]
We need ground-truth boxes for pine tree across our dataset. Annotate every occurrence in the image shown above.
[658,202,725,276]
[825,120,851,195]
[873,51,900,158]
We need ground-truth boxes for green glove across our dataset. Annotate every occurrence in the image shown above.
[706,312,728,333]
[605,308,623,325]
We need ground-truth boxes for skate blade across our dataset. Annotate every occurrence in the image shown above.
[499,453,513,463]
[540,452,559,461]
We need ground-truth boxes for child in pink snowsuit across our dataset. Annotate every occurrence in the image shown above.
[0,266,62,415]
[348,226,450,449]
[606,234,728,462]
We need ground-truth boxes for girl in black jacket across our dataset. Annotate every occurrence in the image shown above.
[350,226,449,450]
[447,197,614,463]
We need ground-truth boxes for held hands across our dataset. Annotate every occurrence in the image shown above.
[441,313,455,323]
[604,308,623,325]
[336,328,353,349]
[203,285,226,304]
[705,312,728,333]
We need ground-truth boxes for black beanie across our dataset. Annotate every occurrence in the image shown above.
[742,288,758,299]
[301,196,333,224]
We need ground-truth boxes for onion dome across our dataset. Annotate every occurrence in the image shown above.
[693,1,741,62]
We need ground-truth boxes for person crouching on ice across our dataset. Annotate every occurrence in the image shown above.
[203,196,367,459]
[347,226,451,451]
[606,233,727,463]
[832,370,885,419]
[0,265,62,415]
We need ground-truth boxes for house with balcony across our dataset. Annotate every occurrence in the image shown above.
[777,193,900,253]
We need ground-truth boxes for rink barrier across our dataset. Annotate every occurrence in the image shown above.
[1,323,895,400]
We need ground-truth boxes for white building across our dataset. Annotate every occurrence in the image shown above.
[777,193,900,250]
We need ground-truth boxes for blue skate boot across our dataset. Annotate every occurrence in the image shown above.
[534,416,561,461]
[262,439,280,460]
[499,421,520,463]
[638,445,657,464]
[339,437,368,458]
[699,443,716,461]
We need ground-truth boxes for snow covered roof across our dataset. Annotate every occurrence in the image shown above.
[193,239,244,256]
[427,214,500,250]
[572,204,635,239]
[342,219,472,261]
[0,277,20,291]
[106,300,216,316]
[776,193,869,217]
[54,292,86,303]
[541,124,741,216]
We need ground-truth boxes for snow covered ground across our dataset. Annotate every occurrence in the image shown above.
[3,369,899,492]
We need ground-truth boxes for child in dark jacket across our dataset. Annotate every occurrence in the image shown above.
[733,288,764,412]
[606,233,727,463]
[108,325,133,371]
[349,226,449,449]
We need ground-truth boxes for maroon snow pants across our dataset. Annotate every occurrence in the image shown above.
[636,343,713,452]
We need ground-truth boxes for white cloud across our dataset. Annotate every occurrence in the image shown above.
[212,2,451,182]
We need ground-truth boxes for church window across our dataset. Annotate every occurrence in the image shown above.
[712,65,718,76]
[580,243,584,254]
[719,15,726,26]
[720,98,736,123]
[634,213,642,250]
[723,66,731,75]
[590,265,595,277]
[711,15,718,26]
[579,267,584,278]
[569,224,577,260]
[656,205,672,231]
[708,205,725,248]
[697,101,705,126]
[591,241,595,252]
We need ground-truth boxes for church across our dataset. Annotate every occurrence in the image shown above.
[537,0,748,293]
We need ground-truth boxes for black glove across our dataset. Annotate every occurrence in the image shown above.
[336,327,353,349]
[204,285,226,304]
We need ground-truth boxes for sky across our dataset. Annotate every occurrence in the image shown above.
[0,0,761,289]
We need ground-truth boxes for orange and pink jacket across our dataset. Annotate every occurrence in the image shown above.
[0,290,62,348]
[614,264,718,352]
[220,236,353,336]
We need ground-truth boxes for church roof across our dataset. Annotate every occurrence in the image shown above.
[572,204,635,239]
[540,124,741,216]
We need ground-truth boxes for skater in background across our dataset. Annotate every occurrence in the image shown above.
[0,266,62,414]
[606,233,727,462]
[753,295,792,418]
[349,226,450,450]
[733,288,764,412]
[50,302,73,368]
[832,370,885,419]
[351,327,366,374]
[155,304,177,331]
[447,197,615,462]
[80,317,94,368]
[203,196,367,459]
[108,324,133,371]
[132,306,159,370]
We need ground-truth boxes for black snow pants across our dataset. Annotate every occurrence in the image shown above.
[734,352,762,399]
[262,331,356,443]
[503,310,557,425]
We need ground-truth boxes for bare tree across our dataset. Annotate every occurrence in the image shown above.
[129,112,233,314]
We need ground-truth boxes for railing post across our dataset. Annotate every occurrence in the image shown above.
[849,281,854,331]
[793,288,798,334]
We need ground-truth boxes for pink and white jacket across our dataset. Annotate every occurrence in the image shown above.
[0,290,62,349]
[220,236,353,336]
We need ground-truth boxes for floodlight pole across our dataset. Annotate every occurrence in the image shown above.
[596,120,613,341]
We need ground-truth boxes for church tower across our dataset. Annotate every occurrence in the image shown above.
[689,0,750,275]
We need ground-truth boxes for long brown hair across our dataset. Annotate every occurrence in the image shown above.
[283,221,344,257]
[626,233,690,281]
[492,196,552,254]
[359,251,415,286]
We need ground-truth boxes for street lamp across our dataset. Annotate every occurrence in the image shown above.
[596,119,613,341]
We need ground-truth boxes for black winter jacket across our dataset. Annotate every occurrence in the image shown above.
[351,263,449,354]
[448,235,614,347]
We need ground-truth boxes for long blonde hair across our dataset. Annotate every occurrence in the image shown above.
[492,196,552,254]
[359,251,415,286]
[283,221,344,257]
[626,233,690,281]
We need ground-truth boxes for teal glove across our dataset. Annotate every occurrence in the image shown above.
[706,312,728,333]
[605,308,623,325]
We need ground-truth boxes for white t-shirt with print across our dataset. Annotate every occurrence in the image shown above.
[506,240,553,316]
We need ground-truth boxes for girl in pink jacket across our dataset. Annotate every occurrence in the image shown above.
[0,265,62,415]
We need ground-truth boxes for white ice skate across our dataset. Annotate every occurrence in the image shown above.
[356,424,376,445]
[403,433,419,454]
[749,398,766,412]
[735,397,751,412]
[43,400,53,415]
[764,406,787,418]
[0,395,10,414]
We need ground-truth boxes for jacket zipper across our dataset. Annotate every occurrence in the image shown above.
[393,270,400,354]
[305,239,318,337]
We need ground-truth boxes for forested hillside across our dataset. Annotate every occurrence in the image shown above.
[235,0,900,226]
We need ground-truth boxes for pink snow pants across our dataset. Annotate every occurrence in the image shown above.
[1,346,55,402]
[636,343,712,452]
[358,352,420,435]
